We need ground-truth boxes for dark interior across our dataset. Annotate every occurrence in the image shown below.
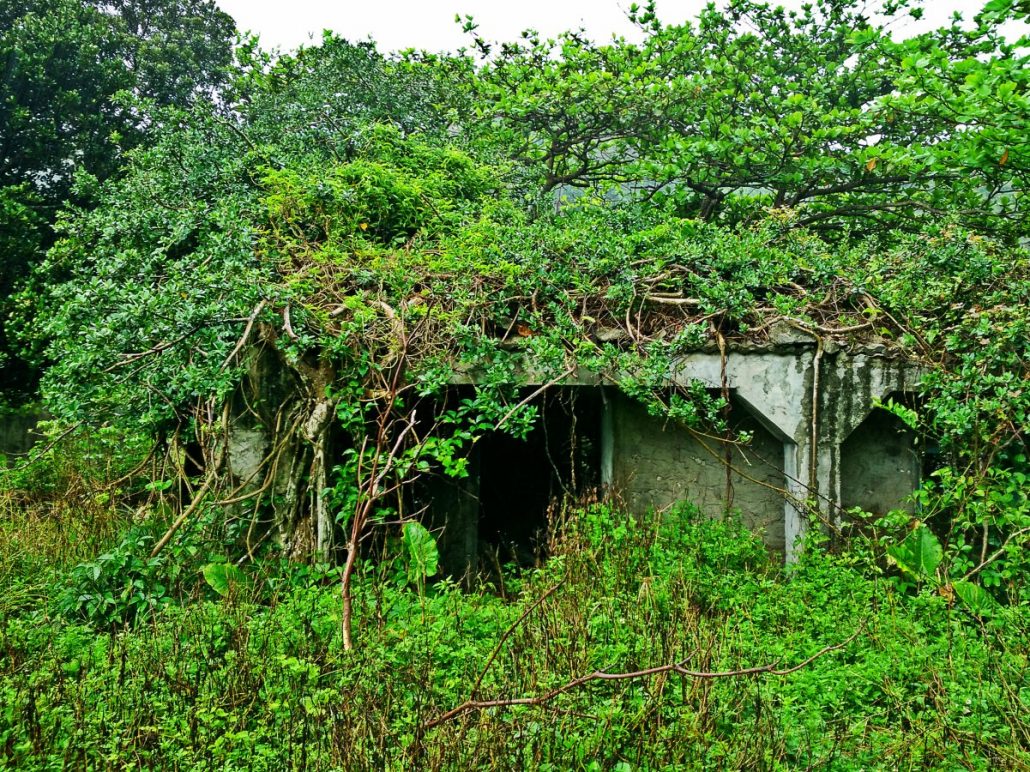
[476,387,602,563]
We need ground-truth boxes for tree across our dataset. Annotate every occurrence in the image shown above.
[25,3,1030,609]
[31,38,497,578]
[0,0,235,396]
[466,0,1027,239]
[0,0,234,200]
[872,0,1030,238]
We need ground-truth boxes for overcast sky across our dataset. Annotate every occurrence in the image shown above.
[214,0,1001,55]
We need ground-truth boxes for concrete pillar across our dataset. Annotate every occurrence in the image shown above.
[671,346,922,559]
[782,442,804,563]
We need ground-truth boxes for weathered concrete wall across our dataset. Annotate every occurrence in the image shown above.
[225,425,269,483]
[429,343,924,567]
[0,408,46,462]
[226,337,925,566]
[609,393,786,550]
[660,341,923,559]
[841,408,919,515]
[815,351,920,524]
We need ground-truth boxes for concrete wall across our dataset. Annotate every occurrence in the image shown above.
[0,408,46,462]
[657,341,922,559]
[609,393,786,550]
[227,338,925,567]
[841,408,920,515]
[434,341,925,567]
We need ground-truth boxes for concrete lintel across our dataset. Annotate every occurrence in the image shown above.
[670,352,809,442]
[830,354,924,444]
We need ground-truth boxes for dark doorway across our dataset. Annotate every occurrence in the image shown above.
[413,386,603,577]
[477,388,603,564]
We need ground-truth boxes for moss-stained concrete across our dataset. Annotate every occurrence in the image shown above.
[841,408,920,515]
[225,341,925,566]
[609,392,786,551]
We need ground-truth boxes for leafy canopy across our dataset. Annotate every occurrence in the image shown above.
[0,0,236,396]
[465,0,1028,239]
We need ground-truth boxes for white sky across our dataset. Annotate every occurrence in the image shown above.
[214,0,999,55]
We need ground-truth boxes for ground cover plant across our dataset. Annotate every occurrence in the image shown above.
[1,494,1027,769]
[1,0,1029,768]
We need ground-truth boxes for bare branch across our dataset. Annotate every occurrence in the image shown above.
[219,300,267,371]
[424,625,865,729]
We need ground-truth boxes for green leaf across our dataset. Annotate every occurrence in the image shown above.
[952,580,1000,616]
[402,521,439,583]
[202,562,248,597]
[887,525,943,580]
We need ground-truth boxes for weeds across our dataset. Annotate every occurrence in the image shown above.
[1,497,1026,769]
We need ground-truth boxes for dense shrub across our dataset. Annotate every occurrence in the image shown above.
[1,505,1026,769]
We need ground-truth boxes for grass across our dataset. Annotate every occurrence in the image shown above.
[1,486,1027,770]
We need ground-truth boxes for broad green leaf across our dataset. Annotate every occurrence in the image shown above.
[403,521,439,583]
[202,562,248,597]
[952,580,1001,616]
[887,526,943,580]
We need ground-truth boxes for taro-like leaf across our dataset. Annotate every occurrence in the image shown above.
[403,521,439,583]
[887,525,943,580]
[952,580,1001,616]
[202,562,248,597]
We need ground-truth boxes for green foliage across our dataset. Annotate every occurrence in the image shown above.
[401,521,439,585]
[953,579,1002,617]
[464,0,1028,239]
[32,94,1030,581]
[0,0,234,199]
[887,524,944,583]
[56,529,172,627]
[4,4,1030,765]
[881,522,1007,619]
[1,507,1026,768]
[201,561,250,597]
[0,0,237,395]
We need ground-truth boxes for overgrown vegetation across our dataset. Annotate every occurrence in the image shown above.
[1,0,1029,767]
[0,0,236,394]
[2,484,1027,768]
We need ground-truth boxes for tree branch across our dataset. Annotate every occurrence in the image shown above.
[424,624,864,730]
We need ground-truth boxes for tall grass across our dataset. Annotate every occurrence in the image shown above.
[1,486,1027,769]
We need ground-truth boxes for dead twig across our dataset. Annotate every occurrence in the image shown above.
[645,294,701,307]
[470,580,567,699]
[424,625,864,730]
[220,300,267,371]
[961,526,1030,582]
[494,365,577,433]
[149,474,215,558]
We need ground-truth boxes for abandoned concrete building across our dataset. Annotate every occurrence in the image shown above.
[0,324,923,571]
[223,321,923,572]
[420,331,922,571]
